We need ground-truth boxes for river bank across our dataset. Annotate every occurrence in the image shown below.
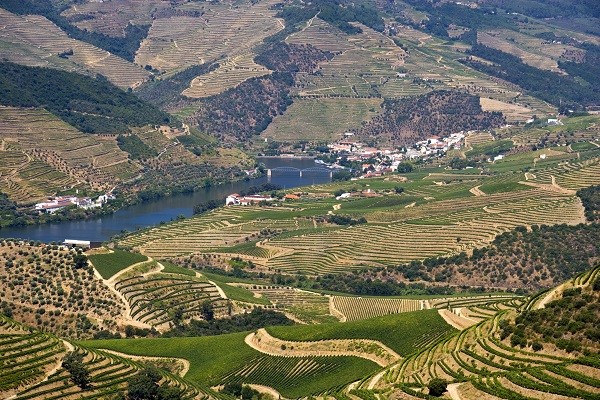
[0,157,331,242]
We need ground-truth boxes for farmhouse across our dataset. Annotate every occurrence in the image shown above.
[226,193,274,206]
[34,193,115,214]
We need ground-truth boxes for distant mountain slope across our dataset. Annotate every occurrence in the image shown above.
[0,0,149,62]
[0,62,172,134]
[0,7,150,88]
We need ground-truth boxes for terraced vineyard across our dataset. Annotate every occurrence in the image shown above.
[0,315,209,400]
[0,317,66,397]
[531,156,600,190]
[247,286,333,323]
[503,115,600,147]
[183,53,271,98]
[60,0,164,37]
[121,166,588,275]
[288,22,406,99]
[262,97,382,143]
[220,355,378,398]
[0,9,149,88]
[375,273,600,400]
[332,297,422,322]
[0,107,139,202]
[135,1,282,75]
[112,262,227,330]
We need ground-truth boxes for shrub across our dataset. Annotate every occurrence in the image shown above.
[428,378,448,396]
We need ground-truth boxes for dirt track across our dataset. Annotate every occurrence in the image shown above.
[244,328,400,367]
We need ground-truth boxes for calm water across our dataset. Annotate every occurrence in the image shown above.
[0,158,331,242]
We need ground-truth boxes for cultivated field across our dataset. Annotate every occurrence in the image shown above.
[84,331,378,397]
[0,107,139,203]
[61,0,165,37]
[183,53,271,98]
[135,1,282,75]
[0,240,125,338]
[0,9,149,88]
[331,297,423,321]
[0,316,204,400]
[266,310,456,357]
[262,97,382,143]
[374,270,600,400]
[120,148,595,275]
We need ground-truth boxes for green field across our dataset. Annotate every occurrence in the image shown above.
[267,310,456,356]
[201,272,272,305]
[222,355,378,398]
[88,250,148,279]
[83,332,378,397]
[160,261,197,276]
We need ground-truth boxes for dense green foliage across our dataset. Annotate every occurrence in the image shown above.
[192,200,222,215]
[162,308,293,338]
[192,73,293,142]
[428,378,448,397]
[501,280,600,353]
[267,310,455,356]
[117,134,158,160]
[0,63,172,134]
[126,366,184,400]
[398,0,512,37]
[62,352,90,389]
[88,250,148,279]
[559,44,600,92]
[578,185,600,222]
[136,63,217,107]
[0,0,149,61]
[463,45,600,110]
[0,193,22,228]
[326,214,367,226]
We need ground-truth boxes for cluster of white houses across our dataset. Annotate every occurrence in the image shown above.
[327,132,466,177]
[34,193,115,214]
[225,193,274,206]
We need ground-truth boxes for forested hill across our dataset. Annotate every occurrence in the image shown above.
[0,63,173,134]
[358,91,505,146]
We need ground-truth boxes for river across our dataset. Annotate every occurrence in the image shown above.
[0,157,331,242]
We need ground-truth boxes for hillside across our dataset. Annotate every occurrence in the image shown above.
[0,62,172,134]
[0,240,124,339]
[358,90,505,146]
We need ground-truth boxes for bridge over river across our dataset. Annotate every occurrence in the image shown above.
[266,167,334,178]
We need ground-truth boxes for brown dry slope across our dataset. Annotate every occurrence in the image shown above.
[0,8,149,88]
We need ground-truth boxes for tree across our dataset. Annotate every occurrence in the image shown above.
[127,366,183,400]
[62,352,90,389]
[201,300,214,321]
[73,253,88,269]
[428,378,447,397]
[127,367,161,400]
[397,162,413,173]
[222,382,243,397]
